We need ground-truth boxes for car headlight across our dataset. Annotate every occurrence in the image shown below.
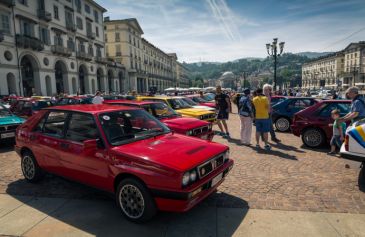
[223,150,230,161]
[186,130,193,136]
[182,172,190,186]
[190,170,197,182]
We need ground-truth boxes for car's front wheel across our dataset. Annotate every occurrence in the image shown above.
[275,117,290,132]
[302,128,325,148]
[116,178,157,223]
[21,151,44,183]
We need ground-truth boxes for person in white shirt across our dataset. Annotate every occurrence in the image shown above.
[296,90,302,97]
[92,91,104,104]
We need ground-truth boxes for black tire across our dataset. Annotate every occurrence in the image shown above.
[302,128,325,148]
[275,117,291,132]
[21,151,44,183]
[360,162,365,181]
[116,178,157,223]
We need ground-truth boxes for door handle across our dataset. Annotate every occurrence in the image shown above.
[60,143,69,149]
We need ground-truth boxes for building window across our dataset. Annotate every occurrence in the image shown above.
[76,17,83,30]
[96,47,102,57]
[54,33,63,46]
[85,4,90,14]
[67,37,74,50]
[39,27,50,45]
[86,21,92,35]
[115,32,120,42]
[0,12,11,34]
[53,5,59,20]
[95,26,99,37]
[105,33,107,42]
[65,10,74,28]
[94,10,99,23]
[116,44,121,56]
[79,42,85,52]
[18,0,28,6]
[75,0,81,13]
[21,20,34,37]
[88,44,93,56]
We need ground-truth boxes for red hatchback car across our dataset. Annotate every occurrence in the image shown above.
[15,105,233,222]
[104,100,214,140]
[185,95,216,108]
[291,100,351,148]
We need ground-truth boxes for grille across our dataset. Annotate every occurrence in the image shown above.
[192,126,210,136]
[0,124,20,132]
[202,114,215,120]
[197,154,224,179]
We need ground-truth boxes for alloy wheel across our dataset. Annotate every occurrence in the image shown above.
[276,118,290,132]
[303,129,323,147]
[22,155,35,180]
[119,184,145,219]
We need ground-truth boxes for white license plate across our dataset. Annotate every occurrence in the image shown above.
[211,173,223,187]
[1,132,15,139]
[201,135,208,140]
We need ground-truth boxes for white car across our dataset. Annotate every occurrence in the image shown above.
[340,121,365,178]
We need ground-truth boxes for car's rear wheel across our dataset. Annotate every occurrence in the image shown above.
[21,151,44,183]
[275,117,290,132]
[302,128,325,148]
[116,178,156,223]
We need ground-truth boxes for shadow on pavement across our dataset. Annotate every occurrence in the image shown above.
[0,140,15,153]
[255,147,298,160]
[359,165,365,193]
[270,142,305,153]
[5,179,248,236]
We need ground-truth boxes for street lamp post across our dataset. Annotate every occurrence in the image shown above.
[266,38,285,91]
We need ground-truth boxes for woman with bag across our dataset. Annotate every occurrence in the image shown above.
[239,88,253,145]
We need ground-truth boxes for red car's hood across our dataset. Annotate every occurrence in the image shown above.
[112,133,227,171]
[200,102,215,108]
[162,117,209,131]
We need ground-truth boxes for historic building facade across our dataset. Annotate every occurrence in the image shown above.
[0,0,125,96]
[104,18,179,93]
[302,41,365,91]
[302,52,344,90]
[343,42,365,90]
[176,62,190,88]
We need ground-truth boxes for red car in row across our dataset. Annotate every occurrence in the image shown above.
[185,95,216,108]
[15,105,233,222]
[104,100,214,141]
[291,100,351,148]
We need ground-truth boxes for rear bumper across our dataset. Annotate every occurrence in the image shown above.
[151,159,233,212]
[340,145,365,162]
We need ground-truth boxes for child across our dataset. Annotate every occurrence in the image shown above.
[329,109,346,154]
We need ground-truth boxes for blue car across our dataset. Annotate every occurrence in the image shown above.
[0,103,25,141]
[272,97,318,132]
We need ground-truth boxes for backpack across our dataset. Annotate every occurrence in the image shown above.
[239,96,251,117]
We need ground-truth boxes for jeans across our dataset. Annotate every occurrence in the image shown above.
[261,113,277,140]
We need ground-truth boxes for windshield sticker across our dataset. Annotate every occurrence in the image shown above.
[103,115,110,121]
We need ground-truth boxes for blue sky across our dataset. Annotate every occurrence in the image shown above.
[97,0,365,63]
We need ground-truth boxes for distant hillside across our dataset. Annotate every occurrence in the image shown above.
[184,53,310,88]
[295,52,333,59]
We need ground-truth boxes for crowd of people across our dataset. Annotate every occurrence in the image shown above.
[214,85,365,154]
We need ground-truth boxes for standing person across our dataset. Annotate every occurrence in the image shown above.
[339,87,365,124]
[234,93,242,113]
[215,85,232,138]
[296,89,302,97]
[92,91,104,104]
[239,89,253,145]
[263,84,281,142]
[329,109,346,154]
[252,88,271,150]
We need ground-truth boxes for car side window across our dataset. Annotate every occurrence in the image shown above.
[319,103,350,117]
[43,111,68,138]
[65,113,99,142]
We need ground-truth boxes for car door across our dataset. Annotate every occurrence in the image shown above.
[61,112,110,189]
[33,111,69,175]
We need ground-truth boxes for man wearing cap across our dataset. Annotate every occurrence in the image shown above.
[238,88,253,145]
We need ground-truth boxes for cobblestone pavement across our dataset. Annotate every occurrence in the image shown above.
[1,110,365,214]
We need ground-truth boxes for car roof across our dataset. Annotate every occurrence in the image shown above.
[318,99,351,103]
[105,100,156,105]
[46,104,140,114]
[139,96,169,99]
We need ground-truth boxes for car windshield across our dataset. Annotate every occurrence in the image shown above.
[142,103,179,119]
[0,105,11,117]
[182,98,198,106]
[167,98,192,109]
[99,109,170,146]
[203,94,215,101]
[192,96,207,103]
[32,101,53,110]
